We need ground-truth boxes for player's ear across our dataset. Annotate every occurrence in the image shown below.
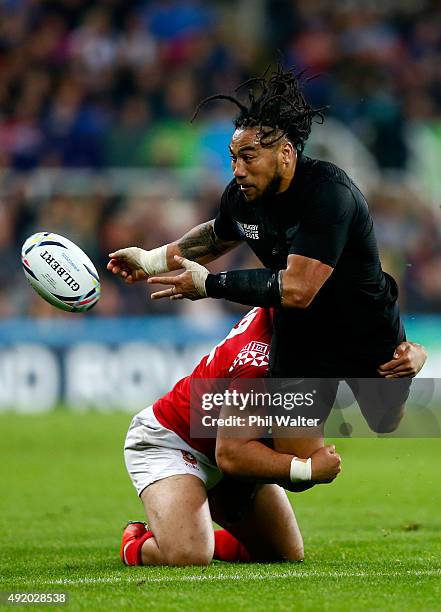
[281,141,295,166]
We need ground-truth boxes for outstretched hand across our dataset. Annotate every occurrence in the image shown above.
[107,247,150,284]
[148,255,209,301]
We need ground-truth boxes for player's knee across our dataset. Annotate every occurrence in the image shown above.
[368,406,405,434]
[252,531,304,563]
[278,537,304,563]
[373,421,398,434]
[256,545,304,563]
[286,543,304,562]
[163,545,212,567]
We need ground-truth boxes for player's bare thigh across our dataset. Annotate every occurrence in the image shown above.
[210,481,304,562]
[140,474,214,566]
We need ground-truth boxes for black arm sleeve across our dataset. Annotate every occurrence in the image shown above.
[205,269,281,307]
[289,181,357,267]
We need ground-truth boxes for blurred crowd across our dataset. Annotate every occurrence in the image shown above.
[0,0,440,318]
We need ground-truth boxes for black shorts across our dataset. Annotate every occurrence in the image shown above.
[269,298,407,378]
[266,376,411,434]
[268,308,410,432]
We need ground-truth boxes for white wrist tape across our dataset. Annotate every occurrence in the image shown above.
[179,258,208,297]
[289,457,312,482]
[139,245,169,276]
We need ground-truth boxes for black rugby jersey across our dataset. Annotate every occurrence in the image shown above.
[214,154,405,375]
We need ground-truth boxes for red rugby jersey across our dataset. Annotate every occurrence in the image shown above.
[153,307,272,458]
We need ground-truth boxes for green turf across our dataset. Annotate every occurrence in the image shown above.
[0,412,440,611]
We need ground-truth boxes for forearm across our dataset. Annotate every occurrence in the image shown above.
[167,220,239,269]
[205,259,329,308]
[108,221,239,284]
[206,269,282,307]
[216,439,293,486]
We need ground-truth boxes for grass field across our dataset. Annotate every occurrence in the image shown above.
[1,412,440,611]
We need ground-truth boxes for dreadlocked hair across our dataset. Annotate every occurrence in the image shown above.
[192,64,326,152]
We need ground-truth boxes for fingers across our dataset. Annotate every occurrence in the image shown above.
[383,363,410,374]
[394,342,411,357]
[379,343,422,375]
[152,290,184,300]
[151,288,176,300]
[384,373,412,379]
[108,251,131,266]
[148,273,185,300]
[384,367,413,378]
[107,249,141,276]
[148,275,178,285]
[378,359,411,376]
[378,360,404,373]
[107,258,120,273]
[378,343,412,373]
[378,355,409,372]
[378,360,397,372]
[150,283,186,300]
[107,259,134,282]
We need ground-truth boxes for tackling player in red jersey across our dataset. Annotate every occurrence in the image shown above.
[122,307,426,566]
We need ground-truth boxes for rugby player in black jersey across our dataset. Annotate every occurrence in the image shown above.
[108,65,424,448]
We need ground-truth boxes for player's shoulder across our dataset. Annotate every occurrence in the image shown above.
[226,308,272,378]
[228,337,270,377]
[298,155,368,218]
[203,307,272,374]
[299,154,354,189]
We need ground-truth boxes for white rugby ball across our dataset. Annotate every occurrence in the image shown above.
[21,232,100,312]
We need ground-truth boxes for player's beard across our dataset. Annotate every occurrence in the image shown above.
[259,168,283,203]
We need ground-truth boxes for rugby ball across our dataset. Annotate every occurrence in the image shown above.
[21,232,100,312]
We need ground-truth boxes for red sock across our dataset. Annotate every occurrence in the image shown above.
[213,529,252,562]
[124,531,154,566]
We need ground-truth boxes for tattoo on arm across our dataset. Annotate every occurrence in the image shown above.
[176,220,239,262]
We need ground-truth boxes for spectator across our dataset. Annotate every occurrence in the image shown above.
[0,0,439,317]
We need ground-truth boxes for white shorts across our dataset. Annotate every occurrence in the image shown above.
[124,405,222,496]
